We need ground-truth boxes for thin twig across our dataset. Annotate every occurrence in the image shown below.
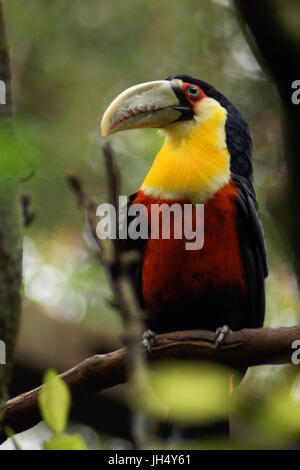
[67,145,148,448]
[20,193,35,227]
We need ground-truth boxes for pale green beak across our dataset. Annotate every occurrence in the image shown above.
[101,80,183,138]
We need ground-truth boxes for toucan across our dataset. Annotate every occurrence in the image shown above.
[101,75,268,436]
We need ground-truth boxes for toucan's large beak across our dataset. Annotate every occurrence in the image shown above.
[101,80,188,138]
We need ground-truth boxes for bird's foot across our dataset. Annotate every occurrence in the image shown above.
[215,325,232,349]
[142,329,156,353]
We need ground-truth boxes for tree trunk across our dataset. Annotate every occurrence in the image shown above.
[0,0,22,414]
[234,0,300,279]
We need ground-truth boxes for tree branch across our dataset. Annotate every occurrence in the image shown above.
[2,326,300,439]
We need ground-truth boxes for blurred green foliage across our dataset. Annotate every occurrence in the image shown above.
[38,369,87,450]
[136,360,230,423]
[1,0,299,449]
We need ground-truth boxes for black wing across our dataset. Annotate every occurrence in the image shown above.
[232,174,268,329]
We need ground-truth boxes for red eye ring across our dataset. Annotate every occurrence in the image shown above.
[182,83,206,102]
[187,85,200,97]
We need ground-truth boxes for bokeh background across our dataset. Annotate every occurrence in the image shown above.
[1,0,300,449]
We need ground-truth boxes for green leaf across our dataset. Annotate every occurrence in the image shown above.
[136,361,230,424]
[44,433,87,450]
[38,369,71,434]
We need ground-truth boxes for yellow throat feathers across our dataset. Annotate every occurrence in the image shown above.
[141,97,231,203]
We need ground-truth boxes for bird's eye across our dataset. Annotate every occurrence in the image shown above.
[187,86,200,97]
